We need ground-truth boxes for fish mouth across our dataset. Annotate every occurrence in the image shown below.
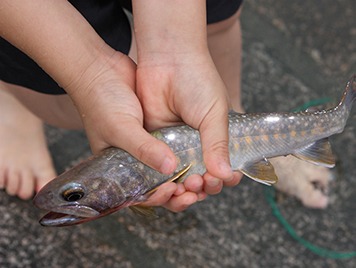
[39,205,100,227]
[40,212,86,227]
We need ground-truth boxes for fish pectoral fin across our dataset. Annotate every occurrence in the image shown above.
[240,159,278,186]
[293,138,335,168]
[129,205,158,219]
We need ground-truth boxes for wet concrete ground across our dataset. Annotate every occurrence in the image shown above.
[0,1,355,267]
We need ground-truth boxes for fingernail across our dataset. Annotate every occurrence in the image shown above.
[208,178,220,187]
[160,157,175,175]
[219,162,233,178]
[198,192,207,201]
[224,175,234,183]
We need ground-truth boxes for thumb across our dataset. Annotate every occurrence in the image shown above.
[112,123,177,175]
[199,107,232,181]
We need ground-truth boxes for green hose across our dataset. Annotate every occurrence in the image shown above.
[265,187,356,259]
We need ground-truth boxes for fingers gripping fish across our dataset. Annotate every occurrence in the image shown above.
[33,76,356,226]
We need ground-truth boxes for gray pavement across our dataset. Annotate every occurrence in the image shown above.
[0,1,355,267]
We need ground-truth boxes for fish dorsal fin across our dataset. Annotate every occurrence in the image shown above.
[293,138,335,168]
[129,205,158,219]
[240,159,278,186]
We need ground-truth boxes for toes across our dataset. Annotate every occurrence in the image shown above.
[34,167,56,192]
[311,179,328,195]
[300,187,329,209]
[0,91,57,199]
[302,166,333,195]
[292,177,329,209]
[17,170,35,200]
[5,169,20,196]
[271,155,332,209]
[1,164,56,200]
[309,168,333,187]
[0,165,5,190]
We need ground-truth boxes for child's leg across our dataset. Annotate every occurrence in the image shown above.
[6,82,83,130]
[207,9,332,208]
[207,10,243,113]
[0,82,57,199]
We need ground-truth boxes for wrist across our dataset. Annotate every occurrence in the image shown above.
[63,44,116,96]
[133,0,209,61]
[66,49,136,115]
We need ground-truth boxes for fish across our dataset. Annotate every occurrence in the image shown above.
[33,75,356,227]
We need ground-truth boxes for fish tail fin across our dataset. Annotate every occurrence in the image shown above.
[338,75,356,110]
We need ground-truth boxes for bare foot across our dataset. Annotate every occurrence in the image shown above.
[0,88,56,200]
[270,155,333,209]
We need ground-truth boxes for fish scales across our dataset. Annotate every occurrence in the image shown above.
[33,76,356,226]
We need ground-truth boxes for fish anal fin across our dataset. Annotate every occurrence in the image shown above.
[129,205,158,219]
[293,138,335,168]
[146,164,192,196]
[240,159,278,186]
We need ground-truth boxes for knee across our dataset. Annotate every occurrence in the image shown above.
[0,80,13,93]
[207,8,242,36]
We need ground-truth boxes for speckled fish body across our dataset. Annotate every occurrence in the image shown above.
[33,76,356,226]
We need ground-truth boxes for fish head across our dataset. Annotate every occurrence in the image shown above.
[33,181,98,227]
[33,158,130,227]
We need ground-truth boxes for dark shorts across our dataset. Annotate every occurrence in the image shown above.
[0,0,242,95]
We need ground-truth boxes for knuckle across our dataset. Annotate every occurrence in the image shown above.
[208,139,230,154]
[135,141,156,165]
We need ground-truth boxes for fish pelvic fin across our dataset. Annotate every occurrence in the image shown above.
[129,205,158,219]
[146,164,192,196]
[338,75,356,110]
[240,159,278,186]
[171,164,192,184]
[131,164,193,219]
[293,138,335,168]
[129,164,193,219]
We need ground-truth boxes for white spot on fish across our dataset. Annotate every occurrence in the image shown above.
[92,180,100,190]
[167,133,176,141]
[264,116,280,123]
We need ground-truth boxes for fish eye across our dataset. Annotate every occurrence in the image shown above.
[62,187,85,202]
